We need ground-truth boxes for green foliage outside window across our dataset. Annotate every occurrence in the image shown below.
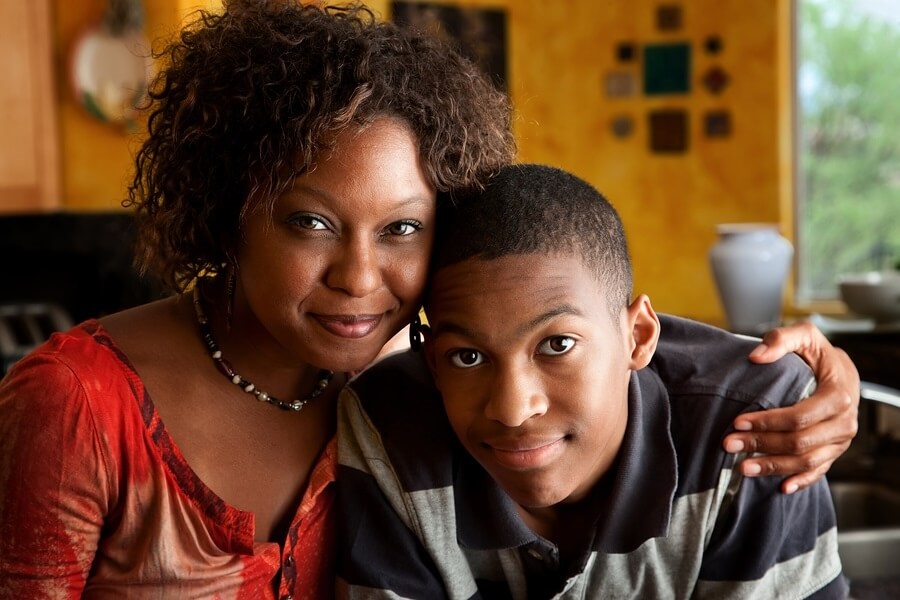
[798,0,900,301]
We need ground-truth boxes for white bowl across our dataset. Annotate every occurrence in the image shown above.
[838,271,900,323]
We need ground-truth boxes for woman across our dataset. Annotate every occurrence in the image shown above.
[0,1,857,598]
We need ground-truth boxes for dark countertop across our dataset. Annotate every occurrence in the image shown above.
[828,330,900,391]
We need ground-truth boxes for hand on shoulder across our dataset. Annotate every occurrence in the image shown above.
[723,321,859,494]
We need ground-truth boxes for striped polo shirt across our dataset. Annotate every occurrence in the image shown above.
[336,315,848,599]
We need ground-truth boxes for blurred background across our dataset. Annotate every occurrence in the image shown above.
[1,0,898,355]
[1,2,899,593]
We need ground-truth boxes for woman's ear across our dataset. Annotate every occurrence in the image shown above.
[625,294,660,370]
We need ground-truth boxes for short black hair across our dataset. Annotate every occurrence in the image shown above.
[428,164,633,313]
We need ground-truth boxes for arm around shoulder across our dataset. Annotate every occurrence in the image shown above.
[726,321,860,493]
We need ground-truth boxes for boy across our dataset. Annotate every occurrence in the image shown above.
[336,164,847,599]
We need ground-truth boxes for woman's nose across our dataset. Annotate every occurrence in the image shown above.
[325,236,382,297]
[484,365,549,427]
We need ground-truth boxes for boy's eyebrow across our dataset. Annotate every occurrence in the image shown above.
[520,304,582,337]
[431,304,583,340]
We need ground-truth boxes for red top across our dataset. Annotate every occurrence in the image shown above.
[0,321,336,599]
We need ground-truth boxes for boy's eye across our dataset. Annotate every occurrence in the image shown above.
[537,336,575,356]
[289,213,329,230]
[385,220,422,236]
[448,349,485,368]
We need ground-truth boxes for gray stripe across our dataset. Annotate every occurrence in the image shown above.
[693,528,842,600]
[338,388,424,538]
[554,488,718,598]
[409,488,480,599]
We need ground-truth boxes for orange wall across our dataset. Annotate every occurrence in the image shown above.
[53,0,213,211]
[52,0,792,324]
[513,0,793,324]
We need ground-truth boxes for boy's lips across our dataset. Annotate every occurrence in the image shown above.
[312,314,383,339]
[484,437,566,470]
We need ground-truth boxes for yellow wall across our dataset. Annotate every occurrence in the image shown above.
[512,0,792,323]
[53,0,216,211]
[52,0,792,324]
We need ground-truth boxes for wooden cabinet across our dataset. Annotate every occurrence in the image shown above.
[0,0,60,212]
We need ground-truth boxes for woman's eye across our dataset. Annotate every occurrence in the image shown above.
[289,214,329,230]
[537,336,575,356]
[448,349,485,368]
[386,220,422,236]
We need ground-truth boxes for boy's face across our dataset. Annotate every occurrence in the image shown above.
[424,253,659,512]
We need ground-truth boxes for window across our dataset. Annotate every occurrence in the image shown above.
[796,0,900,302]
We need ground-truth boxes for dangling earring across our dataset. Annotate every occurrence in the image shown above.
[409,314,423,352]
[224,261,237,332]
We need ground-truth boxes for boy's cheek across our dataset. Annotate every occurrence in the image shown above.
[441,400,473,439]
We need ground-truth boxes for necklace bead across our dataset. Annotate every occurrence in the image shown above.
[192,285,333,412]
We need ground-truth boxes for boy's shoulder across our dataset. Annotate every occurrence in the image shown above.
[651,314,816,411]
[347,349,443,418]
[342,350,458,490]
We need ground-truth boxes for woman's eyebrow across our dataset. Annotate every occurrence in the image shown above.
[287,182,435,209]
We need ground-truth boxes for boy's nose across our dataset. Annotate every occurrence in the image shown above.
[484,366,549,427]
[325,237,382,297]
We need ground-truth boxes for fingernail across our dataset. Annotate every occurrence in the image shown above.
[785,483,799,494]
[743,463,762,476]
[748,345,767,359]
[733,420,752,431]
[725,439,744,453]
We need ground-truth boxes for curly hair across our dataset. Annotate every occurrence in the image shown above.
[125,0,515,292]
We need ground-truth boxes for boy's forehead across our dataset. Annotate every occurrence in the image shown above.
[430,251,588,289]
[425,252,608,317]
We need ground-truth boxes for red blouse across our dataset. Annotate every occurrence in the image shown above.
[0,321,336,599]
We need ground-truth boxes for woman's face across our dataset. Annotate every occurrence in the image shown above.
[235,117,436,373]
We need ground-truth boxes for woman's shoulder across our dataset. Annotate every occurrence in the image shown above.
[0,298,192,434]
[98,295,196,391]
[99,295,182,355]
[3,295,183,391]
[0,318,145,424]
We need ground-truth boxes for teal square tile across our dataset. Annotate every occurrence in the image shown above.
[643,43,691,95]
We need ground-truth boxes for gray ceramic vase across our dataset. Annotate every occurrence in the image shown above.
[709,223,793,335]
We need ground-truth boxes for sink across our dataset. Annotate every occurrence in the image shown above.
[825,384,900,591]
[829,481,900,581]
[830,481,900,530]
[837,529,900,581]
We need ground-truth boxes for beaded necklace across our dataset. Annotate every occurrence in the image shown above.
[192,286,334,412]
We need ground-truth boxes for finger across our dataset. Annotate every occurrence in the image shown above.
[731,393,850,435]
[737,442,846,482]
[747,321,822,364]
[726,411,857,457]
[779,463,832,494]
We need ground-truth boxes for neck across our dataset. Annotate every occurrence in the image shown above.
[192,283,334,412]
[515,466,615,548]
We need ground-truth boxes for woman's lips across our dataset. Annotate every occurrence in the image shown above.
[486,438,566,470]
[313,314,383,339]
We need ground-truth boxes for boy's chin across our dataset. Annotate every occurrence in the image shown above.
[496,474,574,511]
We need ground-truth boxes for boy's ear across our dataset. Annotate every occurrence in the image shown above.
[421,323,437,376]
[625,294,660,370]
